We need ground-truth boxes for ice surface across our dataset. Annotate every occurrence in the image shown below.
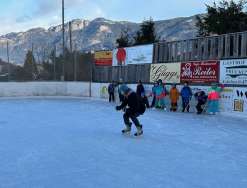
[0,98,247,188]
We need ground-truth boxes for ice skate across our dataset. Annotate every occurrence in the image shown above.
[122,123,132,134]
[134,125,143,136]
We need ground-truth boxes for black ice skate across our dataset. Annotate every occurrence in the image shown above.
[122,123,132,134]
[134,125,143,136]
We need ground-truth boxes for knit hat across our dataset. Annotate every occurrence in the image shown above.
[119,85,130,95]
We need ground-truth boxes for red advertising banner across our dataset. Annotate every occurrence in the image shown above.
[95,59,112,66]
[94,51,112,66]
[180,60,219,83]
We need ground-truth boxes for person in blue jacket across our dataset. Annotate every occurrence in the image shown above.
[180,81,192,112]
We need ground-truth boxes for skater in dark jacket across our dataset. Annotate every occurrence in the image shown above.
[116,85,146,136]
[180,82,192,112]
[194,90,208,114]
[108,82,115,103]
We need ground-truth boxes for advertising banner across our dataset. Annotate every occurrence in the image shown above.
[113,44,153,66]
[150,63,181,83]
[220,59,247,85]
[181,60,219,83]
[94,51,112,66]
[233,87,247,113]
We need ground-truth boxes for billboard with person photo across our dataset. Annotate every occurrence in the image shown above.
[113,44,153,66]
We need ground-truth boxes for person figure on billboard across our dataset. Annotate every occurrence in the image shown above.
[169,84,180,112]
[116,85,146,136]
[155,79,167,110]
[136,80,150,108]
[180,81,193,112]
[207,83,224,115]
[108,82,115,103]
[194,90,208,114]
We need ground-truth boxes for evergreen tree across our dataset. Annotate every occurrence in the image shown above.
[196,0,247,36]
[116,28,131,48]
[134,18,158,45]
[23,50,38,80]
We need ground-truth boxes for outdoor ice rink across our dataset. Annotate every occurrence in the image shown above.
[0,98,247,188]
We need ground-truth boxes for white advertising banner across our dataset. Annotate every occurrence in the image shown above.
[112,44,153,66]
[232,87,247,113]
[150,63,181,84]
[220,59,247,85]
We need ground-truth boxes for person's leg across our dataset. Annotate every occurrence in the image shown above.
[182,99,186,112]
[197,102,203,114]
[130,113,143,136]
[174,102,178,112]
[120,94,124,103]
[112,93,115,102]
[109,93,111,102]
[151,96,156,108]
[212,100,219,114]
[186,102,190,112]
[207,100,213,114]
[170,102,173,111]
[122,112,132,133]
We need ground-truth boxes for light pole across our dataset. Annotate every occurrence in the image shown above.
[62,0,65,81]
[7,41,10,81]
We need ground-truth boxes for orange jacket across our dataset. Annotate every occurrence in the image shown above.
[169,87,180,103]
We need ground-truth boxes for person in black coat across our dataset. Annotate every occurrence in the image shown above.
[136,80,150,108]
[116,85,146,136]
[108,82,115,103]
[194,90,208,114]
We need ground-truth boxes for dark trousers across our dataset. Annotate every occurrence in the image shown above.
[196,102,205,114]
[109,92,115,102]
[151,96,156,108]
[182,98,190,112]
[123,109,141,128]
[170,102,178,112]
[119,93,124,103]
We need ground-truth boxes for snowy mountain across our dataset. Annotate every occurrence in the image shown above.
[0,15,199,64]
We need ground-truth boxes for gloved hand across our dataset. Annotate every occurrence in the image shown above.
[116,106,122,111]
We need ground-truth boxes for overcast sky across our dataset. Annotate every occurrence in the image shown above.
[0,0,218,35]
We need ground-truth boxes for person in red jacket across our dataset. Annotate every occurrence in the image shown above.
[207,83,224,115]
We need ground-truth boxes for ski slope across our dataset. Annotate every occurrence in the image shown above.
[0,98,246,188]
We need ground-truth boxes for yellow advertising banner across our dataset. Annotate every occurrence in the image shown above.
[95,51,112,59]
[150,63,181,83]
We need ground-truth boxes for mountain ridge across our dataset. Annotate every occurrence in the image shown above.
[0,15,199,64]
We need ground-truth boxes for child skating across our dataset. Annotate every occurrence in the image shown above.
[116,85,146,136]
[169,84,180,112]
[207,84,224,115]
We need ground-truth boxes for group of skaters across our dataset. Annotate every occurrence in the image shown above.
[108,79,224,136]
[108,79,224,115]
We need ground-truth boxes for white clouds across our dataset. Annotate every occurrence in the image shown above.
[0,0,106,35]
[0,0,230,35]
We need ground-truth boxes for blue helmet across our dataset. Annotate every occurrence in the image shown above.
[119,85,130,95]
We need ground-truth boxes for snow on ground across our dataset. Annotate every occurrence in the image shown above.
[0,98,247,188]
